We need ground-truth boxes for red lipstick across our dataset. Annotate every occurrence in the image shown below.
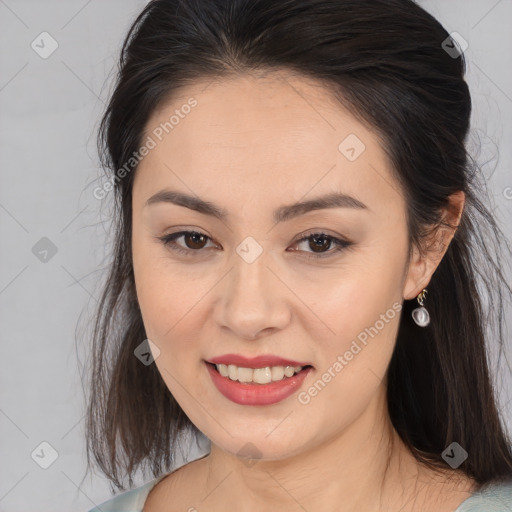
[205,354,313,406]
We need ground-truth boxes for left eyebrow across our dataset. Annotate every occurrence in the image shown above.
[144,189,369,224]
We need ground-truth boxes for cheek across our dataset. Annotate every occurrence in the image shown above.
[134,266,199,344]
[132,231,204,339]
[134,265,205,397]
[295,251,404,378]
[132,262,168,340]
[298,285,402,428]
[132,254,220,396]
[295,256,401,334]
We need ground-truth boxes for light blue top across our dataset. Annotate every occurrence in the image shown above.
[88,476,512,511]
[88,474,167,512]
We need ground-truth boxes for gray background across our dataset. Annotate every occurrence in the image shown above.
[0,0,511,510]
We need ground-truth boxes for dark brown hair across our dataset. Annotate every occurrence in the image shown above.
[83,0,512,493]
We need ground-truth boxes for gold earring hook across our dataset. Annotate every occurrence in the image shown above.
[417,288,428,306]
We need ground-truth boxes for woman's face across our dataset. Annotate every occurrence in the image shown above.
[131,71,420,460]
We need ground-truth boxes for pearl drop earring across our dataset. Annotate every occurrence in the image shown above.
[411,288,430,327]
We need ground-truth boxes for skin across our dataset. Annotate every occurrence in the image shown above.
[131,70,474,511]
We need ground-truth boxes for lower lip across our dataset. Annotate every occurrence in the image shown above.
[205,362,313,406]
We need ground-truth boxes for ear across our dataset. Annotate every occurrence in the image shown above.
[403,190,465,301]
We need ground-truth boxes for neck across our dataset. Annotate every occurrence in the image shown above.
[199,386,427,511]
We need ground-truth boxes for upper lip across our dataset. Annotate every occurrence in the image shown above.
[206,354,312,368]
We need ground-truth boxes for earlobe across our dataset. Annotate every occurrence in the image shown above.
[403,230,453,301]
[403,242,429,301]
[402,190,465,302]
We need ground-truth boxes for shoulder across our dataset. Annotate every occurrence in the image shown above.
[87,456,208,512]
[143,455,209,511]
[87,475,167,512]
[454,479,512,511]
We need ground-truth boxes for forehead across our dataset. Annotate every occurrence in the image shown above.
[135,71,404,217]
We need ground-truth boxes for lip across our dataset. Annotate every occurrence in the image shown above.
[207,353,312,368]
[205,361,313,406]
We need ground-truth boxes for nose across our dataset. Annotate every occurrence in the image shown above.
[214,250,291,341]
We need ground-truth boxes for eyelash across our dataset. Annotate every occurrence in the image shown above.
[156,230,353,261]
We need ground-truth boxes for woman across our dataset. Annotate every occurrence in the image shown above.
[85,0,512,510]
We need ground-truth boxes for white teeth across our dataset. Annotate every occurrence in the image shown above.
[253,367,272,384]
[218,364,229,377]
[227,364,237,380]
[237,367,253,383]
[215,363,305,384]
[284,366,295,378]
[271,366,284,381]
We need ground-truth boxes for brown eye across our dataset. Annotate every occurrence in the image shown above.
[182,232,208,250]
[289,232,353,260]
[307,234,333,253]
[158,230,215,256]
[158,230,352,260]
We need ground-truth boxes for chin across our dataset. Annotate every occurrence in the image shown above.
[209,430,310,464]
